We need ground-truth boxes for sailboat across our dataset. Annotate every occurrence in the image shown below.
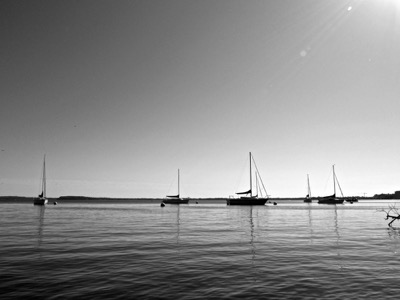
[317,165,344,204]
[163,169,189,204]
[227,152,268,206]
[304,174,312,203]
[33,155,48,206]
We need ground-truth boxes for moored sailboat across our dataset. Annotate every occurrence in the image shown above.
[33,155,48,206]
[304,174,312,203]
[163,169,189,204]
[317,165,344,204]
[227,152,268,206]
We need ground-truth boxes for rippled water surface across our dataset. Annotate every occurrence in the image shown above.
[1,200,400,299]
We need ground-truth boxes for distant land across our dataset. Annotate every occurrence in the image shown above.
[1,192,400,203]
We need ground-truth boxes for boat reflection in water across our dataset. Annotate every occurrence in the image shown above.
[35,205,45,254]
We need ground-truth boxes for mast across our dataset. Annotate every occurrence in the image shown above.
[178,168,180,198]
[307,174,311,197]
[42,155,46,198]
[333,165,336,196]
[249,152,252,197]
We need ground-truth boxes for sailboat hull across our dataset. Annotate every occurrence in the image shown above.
[163,198,189,204]
[227,198,267,205]
[33,198,48,205]
[317,198,344,204]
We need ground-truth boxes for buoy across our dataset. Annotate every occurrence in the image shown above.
[161,202,165,207]
[273,202,277,205]
[196,201,198,204]
[53,202,57,205]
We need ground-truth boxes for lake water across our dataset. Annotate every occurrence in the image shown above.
[1,200,400,299]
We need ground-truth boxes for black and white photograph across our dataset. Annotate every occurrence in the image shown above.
[1,0,400,299]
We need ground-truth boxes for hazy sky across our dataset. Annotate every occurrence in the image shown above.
[1,0,399,198]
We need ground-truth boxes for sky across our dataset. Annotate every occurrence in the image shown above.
[1,0,400,198]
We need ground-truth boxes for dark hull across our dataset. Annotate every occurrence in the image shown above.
[317,198,344,204]
[227,198,267,206]
[163,198,189,204]
[345,198,358,203]
[33,198,48,205]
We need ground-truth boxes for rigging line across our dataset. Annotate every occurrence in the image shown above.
[255,171,260,197]
[258,172,266,198]
[334,172,344,197]
[255,171,265,198]
[251,154,269,197]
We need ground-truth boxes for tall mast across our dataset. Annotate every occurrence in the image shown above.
[249,152,252,197]
[178,168,180,197]
[307,174,311,197]
[43,155,46,198]
[332,165,336,196]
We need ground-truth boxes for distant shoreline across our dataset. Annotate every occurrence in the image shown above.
[0,195,390,203]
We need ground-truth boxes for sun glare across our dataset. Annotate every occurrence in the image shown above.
[393,0,400,11]
[356,0,400,30]
[380,0,400,29]
[380,0,400,12]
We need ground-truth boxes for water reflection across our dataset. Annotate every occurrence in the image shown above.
[386,227,400,254]
[35,205,45,254]
[249,207,255,263]
[333,206,344,270]
[334,206,339,238]
[387,227,400,238]
[176,205,180,245]
[307,204,313,244]
[247,206,257,282]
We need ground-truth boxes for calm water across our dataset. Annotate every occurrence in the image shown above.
[1,200,400,299]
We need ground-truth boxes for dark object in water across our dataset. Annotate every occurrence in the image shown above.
[227,152,268,206]
[273,202,277,205]
[304,174,312,203]
[228,198,268,205]
[33,155,48,206]
[164,169,189,204]
[163,198,189,204]
[161,202,165,207]
[317,165,345,205]
[317,194,344,204]
[380,205,400,227]
[345,197,358,203]
[53,202,57,205]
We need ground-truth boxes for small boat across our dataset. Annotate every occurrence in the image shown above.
[304,174,312,203]
[344,197,358,203]
[163,169,189,204]
[318,165,344,204]
[227,152,268,206]
[33,155,48,206]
